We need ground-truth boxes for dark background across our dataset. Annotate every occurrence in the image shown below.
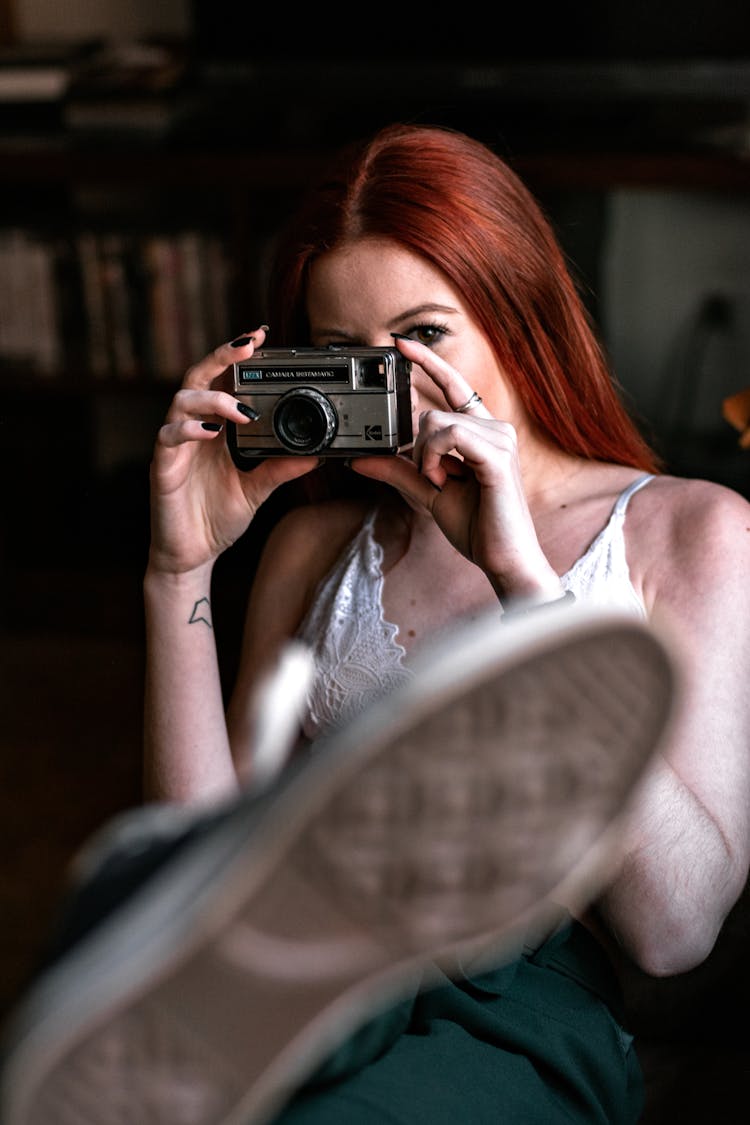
[2,3,750,1118]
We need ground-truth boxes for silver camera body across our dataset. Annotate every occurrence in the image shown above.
[227,346,413,464]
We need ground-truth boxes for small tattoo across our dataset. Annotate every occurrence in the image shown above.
[189,597,213,629]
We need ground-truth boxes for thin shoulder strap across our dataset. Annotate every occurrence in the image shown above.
[612,473,655,519]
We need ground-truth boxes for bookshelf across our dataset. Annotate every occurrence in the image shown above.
[2,65,750,644]
[2,52,750,1058]
[3,141,749,389]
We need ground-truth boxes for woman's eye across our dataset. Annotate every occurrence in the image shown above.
[408,323,448,346]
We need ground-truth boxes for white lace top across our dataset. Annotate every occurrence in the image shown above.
[296,474,654,740]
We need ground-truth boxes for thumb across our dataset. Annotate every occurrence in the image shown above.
[351,455,441,513]
[241,455,321,511]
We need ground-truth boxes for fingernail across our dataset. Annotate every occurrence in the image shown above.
[236,402,260,421]
[391,332,411,341]
[231,325,269,348]
[201,422,222,432]
[428,479,443,492]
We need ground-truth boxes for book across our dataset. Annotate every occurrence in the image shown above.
[0,227,61,375]
[0,40,98,135]
[27,236,61,375]
[0,41,97,98]
[75,232,110,378]
[178,230,211,362]
[1,223,232,383]
[143,234,185,379]
[99,233,138,379]
[62,39,195,140]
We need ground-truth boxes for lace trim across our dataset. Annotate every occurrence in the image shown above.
[297,474,653,738]
[561,474,652,616]
[297,510,410,740]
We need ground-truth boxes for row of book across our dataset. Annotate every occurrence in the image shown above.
[0,226,232,381]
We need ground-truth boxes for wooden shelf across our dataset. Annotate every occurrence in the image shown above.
[516,150,750,192]
[1,138,749,192]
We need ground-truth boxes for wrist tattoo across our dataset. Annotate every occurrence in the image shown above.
[188,597,213,629]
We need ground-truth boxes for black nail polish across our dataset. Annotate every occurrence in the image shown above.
[201,422,222,432]
[231,335,253,348]
[236,402,260,421]
[390,332,411,341]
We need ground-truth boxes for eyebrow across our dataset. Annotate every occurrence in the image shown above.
[387,303,459,328]
[312,304,460,340]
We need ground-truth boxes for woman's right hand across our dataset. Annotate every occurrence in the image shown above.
[148,328,320,576]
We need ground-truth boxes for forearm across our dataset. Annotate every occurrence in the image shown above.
[143,565,240,805]
[597,755,746,977]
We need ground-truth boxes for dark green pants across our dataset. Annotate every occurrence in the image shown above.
[275,920,643,1124]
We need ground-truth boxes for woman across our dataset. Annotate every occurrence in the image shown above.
[143,124,750,1120]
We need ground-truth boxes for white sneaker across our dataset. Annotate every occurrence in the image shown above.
[0,604,678,1125]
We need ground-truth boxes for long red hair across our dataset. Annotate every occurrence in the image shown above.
[268,123,659,471]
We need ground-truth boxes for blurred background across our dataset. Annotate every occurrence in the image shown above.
[1,2,749,1118]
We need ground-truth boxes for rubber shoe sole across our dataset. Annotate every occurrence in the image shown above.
[1,604,678,1125]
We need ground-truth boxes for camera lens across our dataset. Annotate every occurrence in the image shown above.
[273,388,338,453]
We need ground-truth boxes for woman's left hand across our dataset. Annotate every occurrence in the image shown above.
[351,337,561,601]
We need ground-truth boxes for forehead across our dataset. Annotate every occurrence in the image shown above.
[306,238,464,329]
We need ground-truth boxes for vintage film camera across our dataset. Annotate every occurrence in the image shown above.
[227,346,413,464]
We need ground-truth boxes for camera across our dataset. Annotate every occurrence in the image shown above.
[227,346,413,464]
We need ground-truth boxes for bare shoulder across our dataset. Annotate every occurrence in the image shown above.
[236,496,373,677]
[259,497,372,583]
[625,474,750,609]
[629,474,750,543]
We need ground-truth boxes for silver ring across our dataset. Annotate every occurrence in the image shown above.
[455,391,483,413]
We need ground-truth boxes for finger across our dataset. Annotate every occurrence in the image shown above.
[182,325,270,391]
[420,423,515,482]
[167,387,261,425]
[413,410,515,474]
[350,455,442,513]
[392,335,493,418]
[244,455,321,499]
[156,418,227,449]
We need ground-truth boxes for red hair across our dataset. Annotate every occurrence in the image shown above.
[268,123,659,471]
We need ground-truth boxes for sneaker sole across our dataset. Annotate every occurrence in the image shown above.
[1,606,677,1125]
